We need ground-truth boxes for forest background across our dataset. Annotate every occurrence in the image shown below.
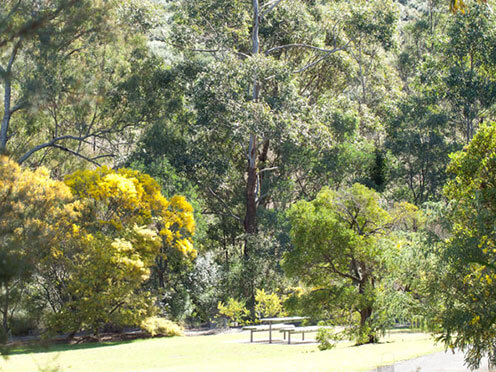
[2,0,496,368]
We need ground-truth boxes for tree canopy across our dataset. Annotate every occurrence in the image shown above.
[284,184,418,344]
[2,1,496,368]
[436,123,496,368]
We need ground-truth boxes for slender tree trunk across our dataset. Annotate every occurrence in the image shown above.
[244,134,258,257]
[257,139,270,207]
[252,0,260,56]
[0,41,21,155]
[244,0,261,257]
[1,283,10,337]
[466,117,474,144]
[245,137,258,230]
[155,256,166,288]
[0,75,12,154]
[357,275,377,345]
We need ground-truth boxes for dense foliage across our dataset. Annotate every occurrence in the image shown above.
[1,0,496,367]
[435,123,496,368]
[284,184,418,344]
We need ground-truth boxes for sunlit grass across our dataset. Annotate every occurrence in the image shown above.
[0,329,443,372]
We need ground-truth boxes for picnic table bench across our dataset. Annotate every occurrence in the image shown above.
[243,324,294,343]
[243,316,309,343]
[282,325,332,344]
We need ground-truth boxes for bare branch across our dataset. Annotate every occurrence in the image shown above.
[261,0,285,18]
[170,43,250,59]
[265,43,345,56]
[6,39,22,73]
[17,131,111,164]
[10,101,25,114]
[293,41,351,74]
[207,186,242,221]
[259,166,278,173]
[50,144,102,166]
[323,254,361,282]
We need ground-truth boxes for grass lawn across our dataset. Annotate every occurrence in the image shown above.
[0,330,443,372]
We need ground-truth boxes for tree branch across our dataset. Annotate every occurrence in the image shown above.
[170,43,250,59]
[5,39,22,75]
[50,145,103,166]
[325,256,361,282]
[17,131,111,164]
[10,101,25,114]
[207,187,242,221]
[259,166,278,173]
[261,0,285,18]
[266,43,345,56]
[293,41,351,74]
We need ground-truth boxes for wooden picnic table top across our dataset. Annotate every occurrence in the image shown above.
[260,316,309,323]
[243,324,295,331]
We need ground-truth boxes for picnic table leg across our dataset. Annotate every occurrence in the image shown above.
[250,330,253,343]
[283,331,286,340]
[269,322,272,344]
[288,332,291,345]
[302,332,304,341]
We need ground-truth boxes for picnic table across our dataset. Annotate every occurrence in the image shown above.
[283,325,332,344]
[244,316,308,343]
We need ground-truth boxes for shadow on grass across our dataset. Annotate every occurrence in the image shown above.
[5,339,138,356]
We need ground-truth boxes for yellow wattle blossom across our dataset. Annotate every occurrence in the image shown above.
[486,275,493,285]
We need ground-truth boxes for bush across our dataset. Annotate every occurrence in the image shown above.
[217,298,250,326]
[10,313,38,336]
[141,317,184,337]
[316,326,342,351]
[254,289,287,318]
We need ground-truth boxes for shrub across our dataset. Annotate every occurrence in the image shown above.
[9,313,38,336]
[254,289,287,318]
[316,326,342,351]
[217,298,250,326]
[141,317,183,337]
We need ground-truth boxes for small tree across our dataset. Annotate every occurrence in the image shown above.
[39,167,195,335]
[284,184,411,344]
[217,298,250,327]
[0,156,74,338]
[254,289,286,319]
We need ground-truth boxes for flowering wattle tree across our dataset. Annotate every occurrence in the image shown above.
[41,166,195,335]
[0,156,75,337]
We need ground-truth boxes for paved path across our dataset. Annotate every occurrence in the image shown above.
[370,351,490,372]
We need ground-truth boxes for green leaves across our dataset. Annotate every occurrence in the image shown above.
[284,184,405,344]
[436,122,496,368]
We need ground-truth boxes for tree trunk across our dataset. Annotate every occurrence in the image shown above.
[0,75,11,154]
[155,256,166,289]
[243,0,261,257]
[357,275,377,345]
[1,283,9,338]
[244,134,258,256]
[0,41,21,155]
[257,139,270,207]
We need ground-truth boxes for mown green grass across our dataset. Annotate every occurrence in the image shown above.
[0,330,443,372]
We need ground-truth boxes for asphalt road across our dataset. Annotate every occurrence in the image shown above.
[370,350,491,372]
